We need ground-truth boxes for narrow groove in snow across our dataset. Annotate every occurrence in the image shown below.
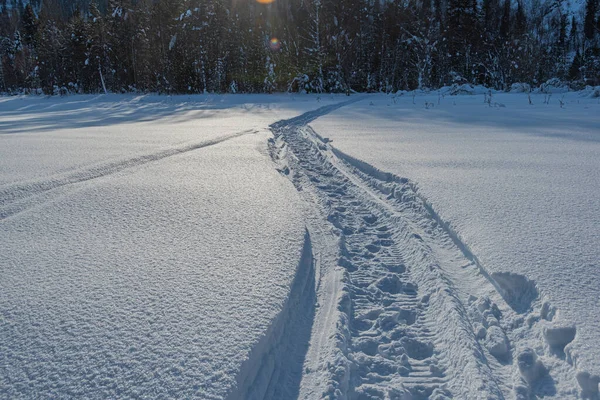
[0,129,256,221]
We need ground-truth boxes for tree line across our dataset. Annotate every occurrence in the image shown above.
[0,0,599,94]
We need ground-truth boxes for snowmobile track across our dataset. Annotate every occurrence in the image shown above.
[269,100,582,399]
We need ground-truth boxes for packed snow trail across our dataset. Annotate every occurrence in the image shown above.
[269,102,583,399]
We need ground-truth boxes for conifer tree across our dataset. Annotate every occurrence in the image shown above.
[0,0,597,93]
[584,0,598,43]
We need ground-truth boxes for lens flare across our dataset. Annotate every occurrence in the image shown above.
[269,37,281,51]
[256,0,275,3]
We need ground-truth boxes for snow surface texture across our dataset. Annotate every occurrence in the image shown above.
[0,94,346,399]
[2,93,599,399]
[308,92,600,397]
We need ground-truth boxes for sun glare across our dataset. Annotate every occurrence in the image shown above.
[269,38,281,51]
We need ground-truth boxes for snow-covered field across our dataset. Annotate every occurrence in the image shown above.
[0,94,343,398]
[310,91,600,397]
[1,92,599,399]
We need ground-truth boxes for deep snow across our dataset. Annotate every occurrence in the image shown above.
[0,94,345,398]
[1,92,599,399]
[310,91,600,396]
[0,94,340,186]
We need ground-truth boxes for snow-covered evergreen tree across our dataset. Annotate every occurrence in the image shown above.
[1,0,597,93]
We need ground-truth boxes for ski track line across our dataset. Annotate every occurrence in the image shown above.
[0,129,257,221]
[268,102,583,400]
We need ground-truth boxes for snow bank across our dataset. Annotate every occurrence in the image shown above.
[439,83,490,95]
[580,85,600,98]
[510,83,532,93]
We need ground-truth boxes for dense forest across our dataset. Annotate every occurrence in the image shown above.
[0,0,599,94]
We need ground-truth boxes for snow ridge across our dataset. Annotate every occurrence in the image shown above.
[226,230,316,400]
[269,103,586,399]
